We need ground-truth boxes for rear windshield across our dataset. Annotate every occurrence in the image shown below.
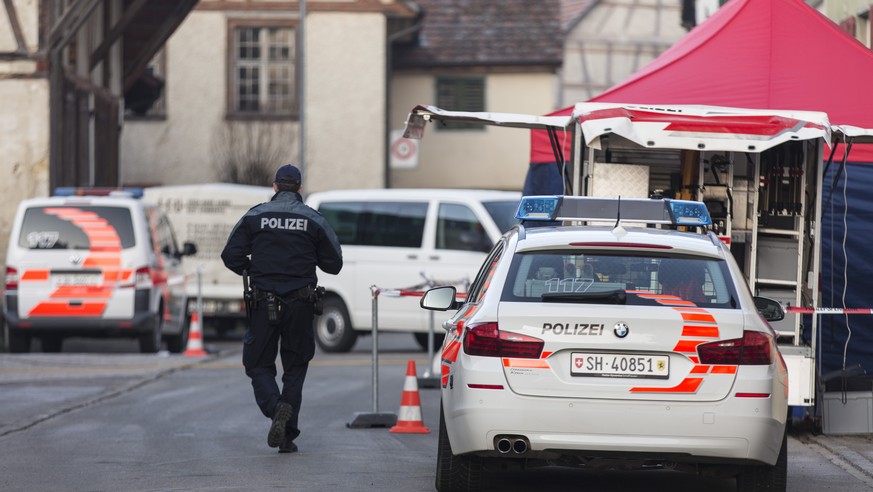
[482,200,520,234]
[17,206,136,250]
[501,251,738,309]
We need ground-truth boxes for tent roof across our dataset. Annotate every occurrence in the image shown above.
[531,0,873,163]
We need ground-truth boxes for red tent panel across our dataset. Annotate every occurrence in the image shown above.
[531,0,873,163]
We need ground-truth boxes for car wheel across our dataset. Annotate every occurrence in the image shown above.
[414,332,445,352]
[41,336,63,353]
[314,297,356,353]
[165,315,190,354]
[736,429,787,492]
[435,401,482,492]
[8,329,31,353]
[139,309,163,353]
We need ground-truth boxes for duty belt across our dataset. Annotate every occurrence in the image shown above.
[252,285,313,303]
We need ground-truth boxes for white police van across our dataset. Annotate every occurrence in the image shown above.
[3,188,197,353]
[422,195,788,491]
[305,189,520,352]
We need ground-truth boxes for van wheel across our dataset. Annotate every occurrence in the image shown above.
[8,329,31,353]
[140,311,163,353]
[314,297,356,353]
[41,336,63,353]
[166,315,190,354]
[415,332,445,351]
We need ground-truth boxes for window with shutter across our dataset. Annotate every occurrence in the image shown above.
[435,77,485,131]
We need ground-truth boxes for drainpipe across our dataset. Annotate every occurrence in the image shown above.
[298,0,306,180]
[384,5,424,189]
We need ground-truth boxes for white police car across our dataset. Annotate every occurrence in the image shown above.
[421,196,788,492]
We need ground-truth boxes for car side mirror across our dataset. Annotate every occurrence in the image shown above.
[754,296,785,322]
[421,286,460,311]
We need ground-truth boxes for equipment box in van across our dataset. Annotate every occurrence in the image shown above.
[3,188,196,353]
[142,183,274,336]
[305,189,520,352]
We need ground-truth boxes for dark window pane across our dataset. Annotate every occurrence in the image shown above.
[319,201,428,247]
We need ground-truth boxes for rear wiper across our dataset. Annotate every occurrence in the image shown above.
[541,290,627,304]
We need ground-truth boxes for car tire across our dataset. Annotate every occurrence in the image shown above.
[8,329,31,353]
[736,429,787,492]
[139,309,163,353]
[435,401,482,492]
[41,336,63,353]
[414,332,445,352]
[165,314,190,354]
[314,297,356,353]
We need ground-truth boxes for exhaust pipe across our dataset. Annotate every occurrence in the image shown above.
[512,438,528,454]
[495,435,530,455]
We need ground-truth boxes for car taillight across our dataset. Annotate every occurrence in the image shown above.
[463,322,544,359]
[5,267,18,291]
[134,267,152,289]
[697,330,774,365]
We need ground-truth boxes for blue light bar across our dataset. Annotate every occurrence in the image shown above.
[666,200,712,226]
[54,187,144,199]
[514,195,712,227]
[515,196,562,221]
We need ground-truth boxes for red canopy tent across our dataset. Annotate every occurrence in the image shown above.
[530,0,873,165]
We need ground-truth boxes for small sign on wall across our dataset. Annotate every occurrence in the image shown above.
[390,129,419,169]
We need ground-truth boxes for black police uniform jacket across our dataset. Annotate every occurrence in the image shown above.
[221,190,343,296]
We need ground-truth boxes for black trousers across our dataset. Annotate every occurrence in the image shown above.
[243,296,315,441]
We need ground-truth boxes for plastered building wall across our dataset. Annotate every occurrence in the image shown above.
[390,72,556,191]
[304,12,386,192]
[0,0,49,267]
[121,11,242,186]
[121,9,387,194]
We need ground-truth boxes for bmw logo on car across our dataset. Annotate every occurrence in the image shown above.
[613,322,629,338]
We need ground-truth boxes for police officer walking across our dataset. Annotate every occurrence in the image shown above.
[221,164,343,453]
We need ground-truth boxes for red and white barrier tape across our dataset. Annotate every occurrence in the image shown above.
[786,307,873,315]
[378,288,466,300]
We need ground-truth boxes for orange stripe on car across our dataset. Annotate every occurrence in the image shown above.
[443,340,462,364]
[682,325,720,337]
[710,365,738,374]
[28,302,107,317]
[630,377,703,393]
[502,358,550,369]
[83,256,122,267]
[674,339,707,353]
[656,299,697,307]
[679,312,716,323]
[20,270,50,281]
[50,286,113,299]
[690,365,710,374]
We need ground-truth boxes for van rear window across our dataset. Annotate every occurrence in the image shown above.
[318,201,427,248]
[18,206,136,250]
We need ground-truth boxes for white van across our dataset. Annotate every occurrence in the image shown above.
[142,183,274,336]
[305,189,520,352]
[3,188,196,353]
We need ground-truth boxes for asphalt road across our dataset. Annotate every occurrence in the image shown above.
[2,332,873,491]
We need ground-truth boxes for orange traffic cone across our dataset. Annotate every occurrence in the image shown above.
[183,311,207,357]
[390,360,430,434]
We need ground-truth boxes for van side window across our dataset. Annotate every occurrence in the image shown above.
[319,201,427,248]
[437,203,491,253]
[157,215,180,256]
